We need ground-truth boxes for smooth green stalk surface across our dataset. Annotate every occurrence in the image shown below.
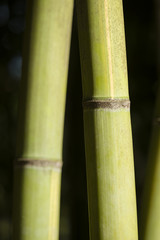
[140,1,160,238]
[77,0,138,239]
[77,0,129,99]
[13,167,61,240]
[140,91,160,240]
[13,0,73,239]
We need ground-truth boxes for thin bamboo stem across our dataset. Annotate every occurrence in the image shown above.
[140,0,160,237]
[139,99,160,240]
[76,0,138,239]
[12,0,73,239]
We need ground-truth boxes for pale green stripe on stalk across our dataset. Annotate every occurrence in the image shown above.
[77,0,129,99]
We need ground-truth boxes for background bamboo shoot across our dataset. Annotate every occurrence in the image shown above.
[13,0,73,239]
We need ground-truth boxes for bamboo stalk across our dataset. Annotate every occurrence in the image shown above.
[76,0,138,239]
[12,0,73,239]
[140,0,160,238]
[139,99,160,240]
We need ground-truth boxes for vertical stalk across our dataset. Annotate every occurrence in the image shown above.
[13,0,73,239]
[140,1,160,239]
[76,0,138,239]
[140,94,160,240]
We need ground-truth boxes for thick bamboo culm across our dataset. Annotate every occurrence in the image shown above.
[12,0,73,239]
[77,0,138,239]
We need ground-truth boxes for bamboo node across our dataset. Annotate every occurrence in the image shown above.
[83,98,130,110]
[15,159,63,169]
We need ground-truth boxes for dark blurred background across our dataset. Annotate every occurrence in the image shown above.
[0,0,158,239]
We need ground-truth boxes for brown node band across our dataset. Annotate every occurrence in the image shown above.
[83,98,130,110]
[15,159,63,169]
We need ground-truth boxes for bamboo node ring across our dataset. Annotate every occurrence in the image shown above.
[83,98,130,110]
[15,159,63,169]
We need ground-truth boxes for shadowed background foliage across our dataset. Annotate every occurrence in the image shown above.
[0,0,157,239]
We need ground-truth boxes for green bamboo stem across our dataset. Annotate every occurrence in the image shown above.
[12,0,73,239]
[139,1,160,238]
[76,0,138,239]
[139,100,160,240]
